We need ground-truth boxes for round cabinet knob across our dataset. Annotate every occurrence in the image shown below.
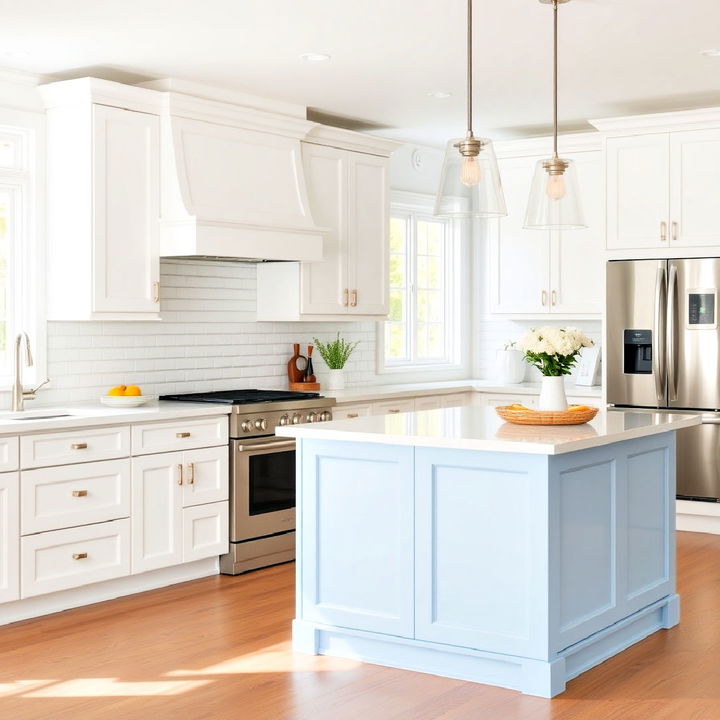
[320,411,333,422]
[241,420,253,432]
[254,418,267,431]
[292,414,302,425]
[307,412,317,423]
[279,414,289,427]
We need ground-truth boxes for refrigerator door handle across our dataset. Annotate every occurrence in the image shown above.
[667,262,678,402]
[653,263,667,406]
[701,416,720,425]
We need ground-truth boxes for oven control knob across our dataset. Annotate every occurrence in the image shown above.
[320,411,332,422]
[241,420,253,432]
[254,418,267,431]
[292,414,302,424]
[307,412,317,423]
[279,414,289,426]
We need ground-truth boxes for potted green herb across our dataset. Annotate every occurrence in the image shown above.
[313,333,360,390]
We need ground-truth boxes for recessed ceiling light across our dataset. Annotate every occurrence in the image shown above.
[427,91,452,99]
[700,49,720,57]
[300,53,331,62]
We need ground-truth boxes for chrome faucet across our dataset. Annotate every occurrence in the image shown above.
[12,333,48,412]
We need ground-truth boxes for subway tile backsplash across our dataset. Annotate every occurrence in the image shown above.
[35,260,380,406]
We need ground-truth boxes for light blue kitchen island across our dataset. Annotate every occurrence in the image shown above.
[278,407,700,697]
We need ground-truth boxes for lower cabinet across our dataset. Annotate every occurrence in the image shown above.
[299,441,414,637]
[335,392,473,419]
[183,502,229,563]
[0,472,19,602]
[21,519,131,598]
[132,446,229,574]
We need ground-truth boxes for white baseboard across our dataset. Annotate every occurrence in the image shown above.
[1,557,219,626]
[676,500,720,535]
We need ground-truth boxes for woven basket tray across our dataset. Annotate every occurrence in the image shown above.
[495,405,599,426]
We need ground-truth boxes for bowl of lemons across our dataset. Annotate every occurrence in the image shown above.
[100,385,155,408]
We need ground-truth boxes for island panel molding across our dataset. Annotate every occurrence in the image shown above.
[292,429,679,698]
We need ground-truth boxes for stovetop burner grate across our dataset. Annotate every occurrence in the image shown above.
[160,389,322,405]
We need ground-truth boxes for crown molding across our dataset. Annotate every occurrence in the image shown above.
[493,131,601,159]
[38,77,163,115]
[590,107,720,134]
[304,124,403,157]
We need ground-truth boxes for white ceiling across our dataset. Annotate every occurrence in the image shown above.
[2,0,720,146]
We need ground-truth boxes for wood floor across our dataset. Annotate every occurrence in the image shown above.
[1,531,720,720]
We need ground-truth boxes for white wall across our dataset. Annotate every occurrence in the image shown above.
[390,143,444,195]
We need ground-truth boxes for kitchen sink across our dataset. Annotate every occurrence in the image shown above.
[0,410,74,421]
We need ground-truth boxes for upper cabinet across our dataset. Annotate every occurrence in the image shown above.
[489,139,604,317]
[257,130,400,321]
[597,110,720,254]
[41,79,162,321]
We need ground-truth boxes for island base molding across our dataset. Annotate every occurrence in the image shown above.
[0,557,218,626]
[293,593,680,698]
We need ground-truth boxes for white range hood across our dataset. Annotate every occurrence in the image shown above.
[152,83,325,262]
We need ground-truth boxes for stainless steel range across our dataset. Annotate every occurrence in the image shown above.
[160,389,334,574]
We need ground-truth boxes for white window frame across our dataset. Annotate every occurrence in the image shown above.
[377,191,467,376]
[0,108,45,390]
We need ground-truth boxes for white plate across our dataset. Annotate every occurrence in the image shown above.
[100,395,156,408]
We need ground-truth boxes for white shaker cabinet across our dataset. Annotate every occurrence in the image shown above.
[606,128,720,251]
[41,78,161,321]
[256,131,398,321]
[0,472,19,603]
[489,149,603,316]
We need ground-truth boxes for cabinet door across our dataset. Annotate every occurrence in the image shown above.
[371,398,416,415]
[131,452,183,573]
[414,396,444,411]
[300,144,349,314]
[181,446,229,508]
[182,501,229,562]
[606,134,670,250]
[92,105,160,314]
[670,129,720,247]
[489,156,550,314]
[551,151,604,315]
[299,440,414,637]
[347,152,389,315]
[0,472,19,603]
[334,403,373,420]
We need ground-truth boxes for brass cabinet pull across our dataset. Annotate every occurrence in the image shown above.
[671,221,678,242]
[343,288,349,306]
[388,409,401,414]
[72,552,88,560]
[541,290,548,306]
[152,281,160,303]
[71,443,88,450]
[177,464,183,486]
[187,462,195,485]
[347,413,359,419]
[350,289,358,307]
[660,221,667,242]
[176,432,190,438]
[551,290,557,306]
[72,490,88,497]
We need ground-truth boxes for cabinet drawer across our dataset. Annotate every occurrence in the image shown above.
[182,502,229,562]
[132,416,228,455]
[182,446,229,508]
[371,399,416,415]
[441,393,472,408]
[0,436,19,472]
[335,403,373,420]
[21,426,130,469]
[21,459,131,535]
[21,518,131,598]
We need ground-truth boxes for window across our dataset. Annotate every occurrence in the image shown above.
[381,194,461,371]
[0,115,43,388]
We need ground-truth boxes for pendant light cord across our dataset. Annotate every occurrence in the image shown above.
[466,0,473,137]
[552,0,558,159]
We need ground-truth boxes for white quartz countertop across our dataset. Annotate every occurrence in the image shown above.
[0,401,231,435]
[327,379,602,404]
[278,406,699,455]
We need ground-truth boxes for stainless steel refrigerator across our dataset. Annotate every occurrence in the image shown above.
[607,258,720,501]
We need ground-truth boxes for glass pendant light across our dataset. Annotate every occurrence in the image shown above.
[434,0,506,218]
[524,0,586,230]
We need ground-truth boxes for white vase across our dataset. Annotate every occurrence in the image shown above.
[494,349,526,384]
[538,376,568,411]
[327,368,345,391]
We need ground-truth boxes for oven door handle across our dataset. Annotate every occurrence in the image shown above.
[236,439,296,452]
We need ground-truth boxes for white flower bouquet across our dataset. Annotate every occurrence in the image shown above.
[519,327,594,377]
